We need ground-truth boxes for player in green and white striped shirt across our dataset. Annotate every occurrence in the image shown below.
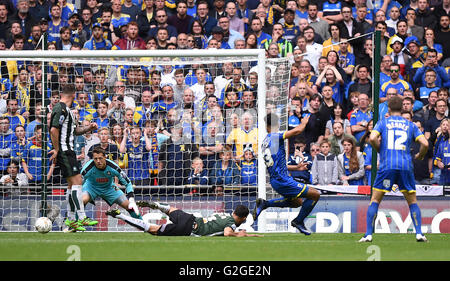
[106,202,262,237]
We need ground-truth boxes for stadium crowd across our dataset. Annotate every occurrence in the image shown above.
[0,0,449,196]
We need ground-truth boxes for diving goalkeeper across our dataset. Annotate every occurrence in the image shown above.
[79,146,142,229]
[107,202,262,237]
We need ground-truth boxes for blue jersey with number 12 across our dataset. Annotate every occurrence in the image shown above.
[372,115,423,172]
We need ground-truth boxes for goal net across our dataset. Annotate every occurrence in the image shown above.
[0,49,291,232]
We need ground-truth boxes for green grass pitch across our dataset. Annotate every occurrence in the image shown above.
[0,232,449,261]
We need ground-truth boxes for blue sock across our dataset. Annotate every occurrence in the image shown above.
[409,203,422,235]
[365,201,379,236]
[293,198,316,224]
[266,197,292,208]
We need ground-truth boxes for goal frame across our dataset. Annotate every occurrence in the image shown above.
[0,49,269,231]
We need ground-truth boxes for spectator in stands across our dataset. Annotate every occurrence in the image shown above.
[249,17,271,48]
[167,0,192,35]
[87,127,119,163]
[0,4,11,42]
[22,124,54,186]
[404,9,423,44]
[328,119,357,156]
[209,145,240,194]
[316,66,345,105]
[185,156,209,192]
[148,9,177,44]
[380,63,411,103]
[425,98,448,142]
[0,116,12,173]
[93,101,111,131]
[158,123,199,187]
[11,0,37,38]
[300,93,326,151]
[415,0,437,30]
[136,0,157,38]
[226,1,244,36]
[83,23,113,50]
[26,100,42,139]
[216,15,244,49]
[188,1,217,36]
[288,137,313,184]
[119,126,152,186]
[311,139,339,185]
[347,65,372,100]
[240,145,257,186]
[3,98,26,132]
[10,124,27,162]
[113,21,146,50]
[435,15,450,63]
[0,159,28,195]
[75,92,96,122]
[415,90,438,124]
[435,123,450,185]
[47,3,68,43]
[199,119,224,169]
[324,103,351,139]
[110,0,131,30]
[412,119,433,185]
[226,110,258,160]
[413,49,449,89]
[389,36,409,75]
[337,136,365,185]
[109,123,127,169]
[350,92,372,144]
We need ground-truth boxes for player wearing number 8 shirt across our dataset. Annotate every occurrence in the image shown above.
[253,113,321,235]
[359,95,429,243]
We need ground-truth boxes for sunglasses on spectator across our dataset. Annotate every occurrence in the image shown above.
[390,69,399,73]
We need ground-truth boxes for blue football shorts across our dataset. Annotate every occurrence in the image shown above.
[372,169,416,193]
[270,177,310,200]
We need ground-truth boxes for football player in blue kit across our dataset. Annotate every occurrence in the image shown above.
[80,146,142,223]
[359,95,429,242]
[253,113,321,235]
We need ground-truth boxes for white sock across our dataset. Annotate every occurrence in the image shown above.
[71,185,86,220]
[117,213,151,232]
[155,202,171,215]
[66,189,76,221]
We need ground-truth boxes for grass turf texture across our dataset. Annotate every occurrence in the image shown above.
[0,232,449,261]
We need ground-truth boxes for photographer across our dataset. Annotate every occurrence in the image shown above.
[287,137,313,184]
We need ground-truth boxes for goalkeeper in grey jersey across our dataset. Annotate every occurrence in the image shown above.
[106,202,262,237]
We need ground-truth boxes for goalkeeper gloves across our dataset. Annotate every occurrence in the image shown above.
[127,192,140,216]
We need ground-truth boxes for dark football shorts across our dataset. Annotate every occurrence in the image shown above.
[156,210,196,236]
[57,150,81,178]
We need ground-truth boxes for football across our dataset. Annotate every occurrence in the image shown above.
[35,217,52,234]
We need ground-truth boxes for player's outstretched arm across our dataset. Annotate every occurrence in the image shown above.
[284,114,310,139]
[415,135,429,161]
[224,227,263,237]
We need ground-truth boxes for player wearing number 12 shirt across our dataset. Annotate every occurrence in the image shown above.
[253,113,321,235]
[359,96,429,243]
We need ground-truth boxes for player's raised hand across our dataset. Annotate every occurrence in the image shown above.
[49,149,58,162]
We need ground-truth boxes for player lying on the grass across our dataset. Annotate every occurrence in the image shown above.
[359,95,428,243]
[77,146,141,232]
[253,113,321,235]
[107,201,263,237]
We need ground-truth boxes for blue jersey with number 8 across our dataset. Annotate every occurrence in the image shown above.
[262,132,289,182]
[372,115,423,171]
